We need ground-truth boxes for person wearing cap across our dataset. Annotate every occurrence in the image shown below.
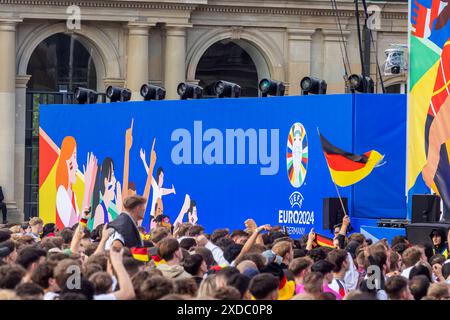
[430,228,449,259]
[0,241,17,265]
[0,186,7,224]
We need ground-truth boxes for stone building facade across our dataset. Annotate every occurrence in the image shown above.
[0,0,408,222]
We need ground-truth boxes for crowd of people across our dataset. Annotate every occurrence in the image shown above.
[0,194,450,301]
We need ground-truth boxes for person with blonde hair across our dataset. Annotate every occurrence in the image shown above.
[427,282,450,300]
[197,274,218,298]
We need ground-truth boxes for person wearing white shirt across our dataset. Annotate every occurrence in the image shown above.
[328,249,350,298]
[400,246,426,279]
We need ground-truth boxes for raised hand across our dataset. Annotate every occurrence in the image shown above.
[342,215,350,227]
[256,224,271,233]
[110,247,124,264]
[308,228,316,242]
[81,206,91,220]
[150,138,157,168]
[102,223,114,240]
[83,152,98,193]
[244,219,258,233]
[125,118,134,151]
[140,148,146,163]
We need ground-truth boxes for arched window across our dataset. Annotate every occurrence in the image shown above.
[195,40,259,97]
[27,33,97,92]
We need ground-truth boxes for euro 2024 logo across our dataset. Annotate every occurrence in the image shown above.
[287,123,308,190]
[280,123,314,232]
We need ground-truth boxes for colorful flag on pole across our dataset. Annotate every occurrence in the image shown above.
[319,132,384,187]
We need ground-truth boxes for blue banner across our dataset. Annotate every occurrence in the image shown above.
[39,94,406,237]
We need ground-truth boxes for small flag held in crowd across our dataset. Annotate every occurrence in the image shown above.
[131,247,149,262]
[79,218,88,228]
[315,233,334,248]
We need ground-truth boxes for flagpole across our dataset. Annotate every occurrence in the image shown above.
[317,127,348,218]
[333,180,348,217]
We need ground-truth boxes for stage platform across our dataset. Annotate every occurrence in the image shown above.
[335,217,406,245]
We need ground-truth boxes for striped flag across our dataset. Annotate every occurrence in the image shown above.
[319,132,384,187]
[131,247,149,262]
[316,233,334,248]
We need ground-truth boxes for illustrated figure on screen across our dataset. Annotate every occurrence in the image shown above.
[140,148,176,230]
[150,198,171,231]
[149,195,195,232]
[92,157,122,229]
[187,200,198,225]
[412,0,450,220]
[91,118,137,229]
[121,119,135,199]
[55,136,97,229]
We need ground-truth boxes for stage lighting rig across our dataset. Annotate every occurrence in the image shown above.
[348,74,375,93]
[140,84,166,101]
[106,86,132,102]
[213,80,241,98]
[74,87,98,104]
[177,83,203,100]
[300,76,327,95]
[259,78,285,97]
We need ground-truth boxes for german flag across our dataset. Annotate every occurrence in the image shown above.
[131,247,149,262]
[319,132,384,187]
[316,233,334,248]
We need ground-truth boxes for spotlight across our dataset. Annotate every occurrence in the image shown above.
[140,84,166,101]
[74,87,98,104]
[259,79,285,97]
[348,74,375,93]
[300,76,327,95]
[213,80,241,98]
[106,86,132,102]
[177,83,203,100]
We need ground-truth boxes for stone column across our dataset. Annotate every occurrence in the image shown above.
[164,26,187,100]
[126,23,151,101]
[0,20,20,220]
[14,75,31,223]
[287,29,314,96]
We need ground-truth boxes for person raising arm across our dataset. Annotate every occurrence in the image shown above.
[94,248,135,300]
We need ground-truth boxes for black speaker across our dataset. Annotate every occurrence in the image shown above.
[406,223,450,246]
[323,198,348,231]
[411,194,441,223]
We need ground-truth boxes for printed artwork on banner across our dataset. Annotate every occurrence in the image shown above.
[409,0,450,220]
[39,119,194,232]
